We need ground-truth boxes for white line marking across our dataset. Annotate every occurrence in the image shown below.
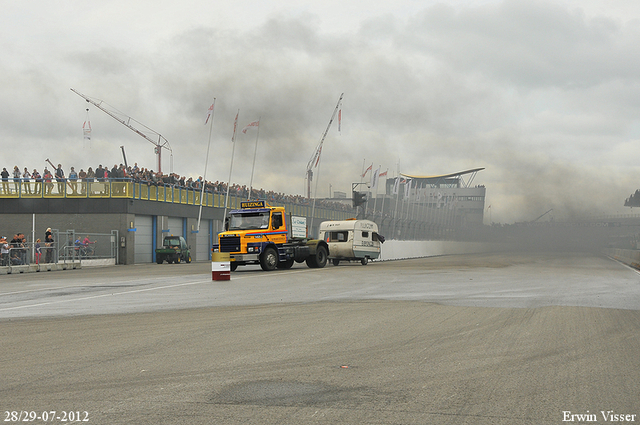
[0,279,211,311]
[0,267,321,311]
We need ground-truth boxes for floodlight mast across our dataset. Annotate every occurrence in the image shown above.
[70,88,173,173]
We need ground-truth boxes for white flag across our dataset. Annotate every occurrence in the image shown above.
[392,177,399,195]
[404,179,412,198]
[371,166,381,191]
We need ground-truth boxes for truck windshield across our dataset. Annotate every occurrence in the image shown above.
[229,212,270,230]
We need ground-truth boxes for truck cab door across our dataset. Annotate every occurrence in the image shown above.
[272,212,283,230]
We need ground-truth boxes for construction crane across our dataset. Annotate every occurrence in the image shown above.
[305,93,344,198]
[531,209,553,222]
[71,88,173,173]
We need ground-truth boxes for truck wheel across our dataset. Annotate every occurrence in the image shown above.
[306,245,328,268]
[260,247,278,271]
[156,257,163,264]
[332,259,340,266]
[277,258,294,269]
[186,254,192,263]
[175,256,181,264]
[361,257,368,265]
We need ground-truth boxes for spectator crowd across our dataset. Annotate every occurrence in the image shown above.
[1,162,354,208]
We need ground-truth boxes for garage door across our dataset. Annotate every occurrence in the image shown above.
[134,215,153,264]
[167,217,184,237]
[195,219,211,261]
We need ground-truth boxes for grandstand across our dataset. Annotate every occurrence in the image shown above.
[356,168,486,239]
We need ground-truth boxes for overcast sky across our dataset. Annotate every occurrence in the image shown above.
[2,0,640,223]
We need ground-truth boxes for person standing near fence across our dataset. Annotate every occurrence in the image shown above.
[82,235,96,256]
[17,233,27,264]
[12,166,21,194]
[78,169,87,194]
[69,167,78,195]
[44,228,54,263]
[34,239,42,264]
[1,167,10,194]
[55,164,65,195]
[32,169,42,195]
[0,237,8,266]
[43,168,53,195]
[22,167,31,194]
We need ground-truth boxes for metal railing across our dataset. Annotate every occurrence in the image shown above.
[59,230,119,264]
[0,180,353,221]
[1,243,56,266]
[0,230,118,267]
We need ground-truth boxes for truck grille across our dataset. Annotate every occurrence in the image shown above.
[220,236,241,253]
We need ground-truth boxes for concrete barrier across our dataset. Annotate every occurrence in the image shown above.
[0,262,82,275]
[0,241,503,274]
[602,248,640,269]
[378,240,503,261]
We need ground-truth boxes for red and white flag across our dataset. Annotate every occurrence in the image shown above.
[379,169,388,178]
[205,103,215,124]
[232,110,239,141]
[362,163,373,178]
[83,120,91,140]
[242,120,260,134]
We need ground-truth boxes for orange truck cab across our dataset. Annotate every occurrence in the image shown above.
[213,201,329,271]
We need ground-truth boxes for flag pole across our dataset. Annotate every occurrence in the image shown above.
[248,117,261,200]
[197,98,216,232]
[357,159,365,218]
[392,161,400,238]
[308,93,344,236]
[224,110,239,221]
[372,167,379,218]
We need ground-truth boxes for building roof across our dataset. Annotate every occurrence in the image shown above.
[400,167,485,180]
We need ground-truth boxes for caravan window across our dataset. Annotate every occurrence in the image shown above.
[362,231,369,239]
[328,231,348,242]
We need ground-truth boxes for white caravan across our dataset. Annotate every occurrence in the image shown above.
[318,219,383,265]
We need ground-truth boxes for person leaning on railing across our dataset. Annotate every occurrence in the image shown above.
[12,166,21,194]
[32,169,42,195]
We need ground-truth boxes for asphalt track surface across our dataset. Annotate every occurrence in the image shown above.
[1,252,639,424]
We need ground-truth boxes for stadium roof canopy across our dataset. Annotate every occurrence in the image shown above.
[400,167,485,188]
